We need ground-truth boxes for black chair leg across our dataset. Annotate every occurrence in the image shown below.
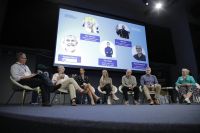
[22,90,27,105]
[168,95,172,104]
[51,93,57,104]
[6,90,16,104]
[121,95,124,104]
[63,94,66,105]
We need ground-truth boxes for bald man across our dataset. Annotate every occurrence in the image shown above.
[121,69,140,105]
[52,65,84,106]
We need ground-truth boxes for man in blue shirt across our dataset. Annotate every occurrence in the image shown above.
[105,42,113,57]
[140,67,161,105]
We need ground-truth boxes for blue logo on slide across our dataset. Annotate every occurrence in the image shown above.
[132,62,147,70]
[98,58,117,67]
[115,39,132,47]
[80,33,100,42]
[58,54,81,63]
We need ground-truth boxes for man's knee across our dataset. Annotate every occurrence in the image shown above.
[155,84,161,90]
[68,78,75,82]
[68,84,75,91]
[143,85,148,91]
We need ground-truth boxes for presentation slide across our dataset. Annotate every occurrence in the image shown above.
[54,8,149,71]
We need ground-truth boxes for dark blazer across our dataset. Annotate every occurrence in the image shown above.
[105,46,113,57]
[133,54,146,61]
[75,75,89,87]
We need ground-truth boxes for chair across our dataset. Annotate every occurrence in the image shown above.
[160,87,173,104]
[193,83,200,103]
[51,88,69,105]
[97,85,118,104]
[6,76,40,105]
[118,85,135,104]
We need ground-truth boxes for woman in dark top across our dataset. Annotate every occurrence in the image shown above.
[75,68,100,105]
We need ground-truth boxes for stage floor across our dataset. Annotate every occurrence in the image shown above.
[0,104,200,133]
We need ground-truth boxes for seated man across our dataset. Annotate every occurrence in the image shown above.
[74,68,100,105]
[121,69,140,105]
[140,67,161,105]
[52,65,84,106]
[176,68,197,104]
[10,52,60,106]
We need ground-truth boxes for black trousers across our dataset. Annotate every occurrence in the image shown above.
[101,84,112,96]
[18,74,54,104]
[122,86,139,101]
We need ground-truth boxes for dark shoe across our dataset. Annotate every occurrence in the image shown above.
[148,99,154,105]
[153,99,160,105]
[71,99,77,106]
[95,97,101,103]
[134,100,140,105]
[42,103,52,107]
[53,84,61,91]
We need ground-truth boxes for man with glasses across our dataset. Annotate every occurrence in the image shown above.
[10,52,60,106]
[133,45,146,61]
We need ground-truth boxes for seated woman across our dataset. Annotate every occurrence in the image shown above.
[75,68,100,105]
[99,70,119,104]
[176,68,197,104]
[52,65,84,106]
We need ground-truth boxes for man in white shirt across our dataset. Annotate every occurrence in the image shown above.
[10,52,60,106]
[52,65,84,106]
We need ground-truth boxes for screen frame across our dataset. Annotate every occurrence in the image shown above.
[53,4,149,73]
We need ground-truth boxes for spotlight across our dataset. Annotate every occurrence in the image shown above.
[155,2,163,10]
[143,0,149,6]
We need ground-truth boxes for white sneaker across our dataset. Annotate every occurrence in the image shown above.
[112,94,119,101]
[185,98,191,104]
[107,96,112,105]
[124,101,129,105]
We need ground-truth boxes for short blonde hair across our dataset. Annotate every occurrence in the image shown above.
[182,68,190,75]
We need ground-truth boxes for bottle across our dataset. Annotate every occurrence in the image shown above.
[85,96,88,104]
[176,97,179,104]
[37,94,42,104]
[54,95,59,104]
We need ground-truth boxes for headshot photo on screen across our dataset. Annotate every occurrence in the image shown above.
[132,45,146,61]
[105,42,113,57]
[100,41,116,58]
[82,16,99,34]
[61,35,79,54]
[116,24,130,39]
